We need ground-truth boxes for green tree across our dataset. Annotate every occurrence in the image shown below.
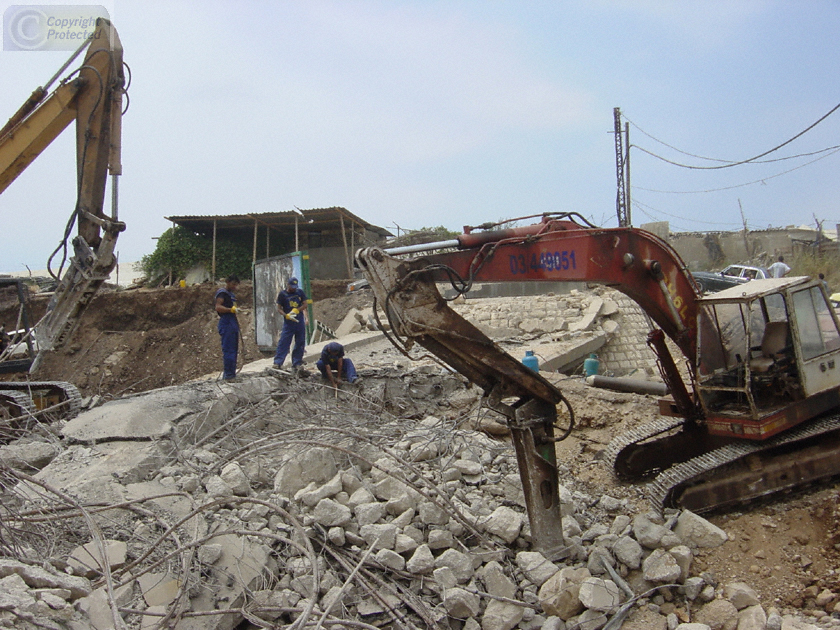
[140,226,252,282]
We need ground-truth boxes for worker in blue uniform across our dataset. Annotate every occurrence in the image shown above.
[274,277,309,372]
[317,341,358,385]
[214,274,240,381]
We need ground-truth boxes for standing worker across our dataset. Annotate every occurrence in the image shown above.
[317,341,359,385]
[215,274,241,382]
[768,255,791,278]
[273,277,309,373]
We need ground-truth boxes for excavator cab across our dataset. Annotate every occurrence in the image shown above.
[695,276,840,439]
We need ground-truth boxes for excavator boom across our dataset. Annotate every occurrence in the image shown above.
[0,18,126,361]
[0,19,126,422]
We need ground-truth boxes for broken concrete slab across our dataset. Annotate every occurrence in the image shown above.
[61,388,198,442]
[538,332,607,374]
[177,533,272,630]
[76,583,134,630]
[67,539,128,578]
[15,441,174,506]
[0,440,59,471]
[124,479,208,538]
[569,298,604,332]
[137,572,181,607]
[62,378,278,443]
[0,558,91,599]
[335,308,371,337]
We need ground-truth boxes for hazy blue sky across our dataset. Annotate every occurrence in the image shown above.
[2,1,839,273]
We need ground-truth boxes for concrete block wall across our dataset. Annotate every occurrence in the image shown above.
[594,290,659,376]
[450,287,661,377]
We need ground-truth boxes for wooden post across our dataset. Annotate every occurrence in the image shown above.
[212,219,217,281]
[252,218,258,265]
[339,213,353,278]
[739,199,750,259]
[169,219,174,286]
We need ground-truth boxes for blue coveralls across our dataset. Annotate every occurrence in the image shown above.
[215,288,239,380]
[316,342,358,383]
[274,287,307,368]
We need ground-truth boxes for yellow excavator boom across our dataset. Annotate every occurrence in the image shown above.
[0,18,126,364]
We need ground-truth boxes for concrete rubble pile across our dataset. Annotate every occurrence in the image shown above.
[0,285,831,630]
[0,371,822,630]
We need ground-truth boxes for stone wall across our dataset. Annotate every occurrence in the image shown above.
[640,221,834,270]
[451,287,660,377]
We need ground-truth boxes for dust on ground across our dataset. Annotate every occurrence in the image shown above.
[1,280,839,616]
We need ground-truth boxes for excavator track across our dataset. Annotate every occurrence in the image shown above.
[647,414,840,513]
[0,381,82,422]
[605,413,840,513]
[603,417,686,480]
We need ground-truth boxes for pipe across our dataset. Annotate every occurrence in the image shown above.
[384,239,461,256]
[584,375,669,397]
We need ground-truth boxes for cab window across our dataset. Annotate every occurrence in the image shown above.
[792,287,840,360]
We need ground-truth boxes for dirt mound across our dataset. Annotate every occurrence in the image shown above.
[0,280,372,399]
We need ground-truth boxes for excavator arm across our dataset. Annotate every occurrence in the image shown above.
[0,18,126,360]
[357,213,702,552]
[362,213,840,517]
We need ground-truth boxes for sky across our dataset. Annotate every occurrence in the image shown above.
[1,0,839,273]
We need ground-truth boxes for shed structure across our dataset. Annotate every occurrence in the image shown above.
[166,207,392,280]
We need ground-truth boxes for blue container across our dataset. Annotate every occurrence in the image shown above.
[523,350,539,372]
[583,353,599,376]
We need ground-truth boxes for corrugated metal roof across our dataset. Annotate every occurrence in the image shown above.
[165,207,393,238]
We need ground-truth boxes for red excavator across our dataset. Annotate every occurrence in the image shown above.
[357,213,840,556]
[0,18,126,420]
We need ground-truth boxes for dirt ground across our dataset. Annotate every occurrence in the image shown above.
[2,280,840,617]
[0,280,370,397]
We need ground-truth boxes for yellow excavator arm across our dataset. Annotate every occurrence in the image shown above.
[0,18,126,363]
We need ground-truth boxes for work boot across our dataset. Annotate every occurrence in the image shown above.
[294,365,311,378]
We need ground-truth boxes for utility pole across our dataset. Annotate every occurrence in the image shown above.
[738,199,751,259]
[613,107,630,227]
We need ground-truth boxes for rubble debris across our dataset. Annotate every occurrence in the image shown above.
[0,284,834,629]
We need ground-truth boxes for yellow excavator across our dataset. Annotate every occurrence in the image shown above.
[0,18,125,421]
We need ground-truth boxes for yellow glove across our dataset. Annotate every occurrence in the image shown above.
[285,307,299,322]
[230,305,238,314]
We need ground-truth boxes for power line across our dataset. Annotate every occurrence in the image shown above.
[631,198,742,228]
[633,145,840,194]
[629,117,840,165]
[625,100,840,170]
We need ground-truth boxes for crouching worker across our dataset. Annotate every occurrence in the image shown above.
[317,341,358,385]
[215,274,240,381]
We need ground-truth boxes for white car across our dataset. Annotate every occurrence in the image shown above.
[691,264,769,294]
